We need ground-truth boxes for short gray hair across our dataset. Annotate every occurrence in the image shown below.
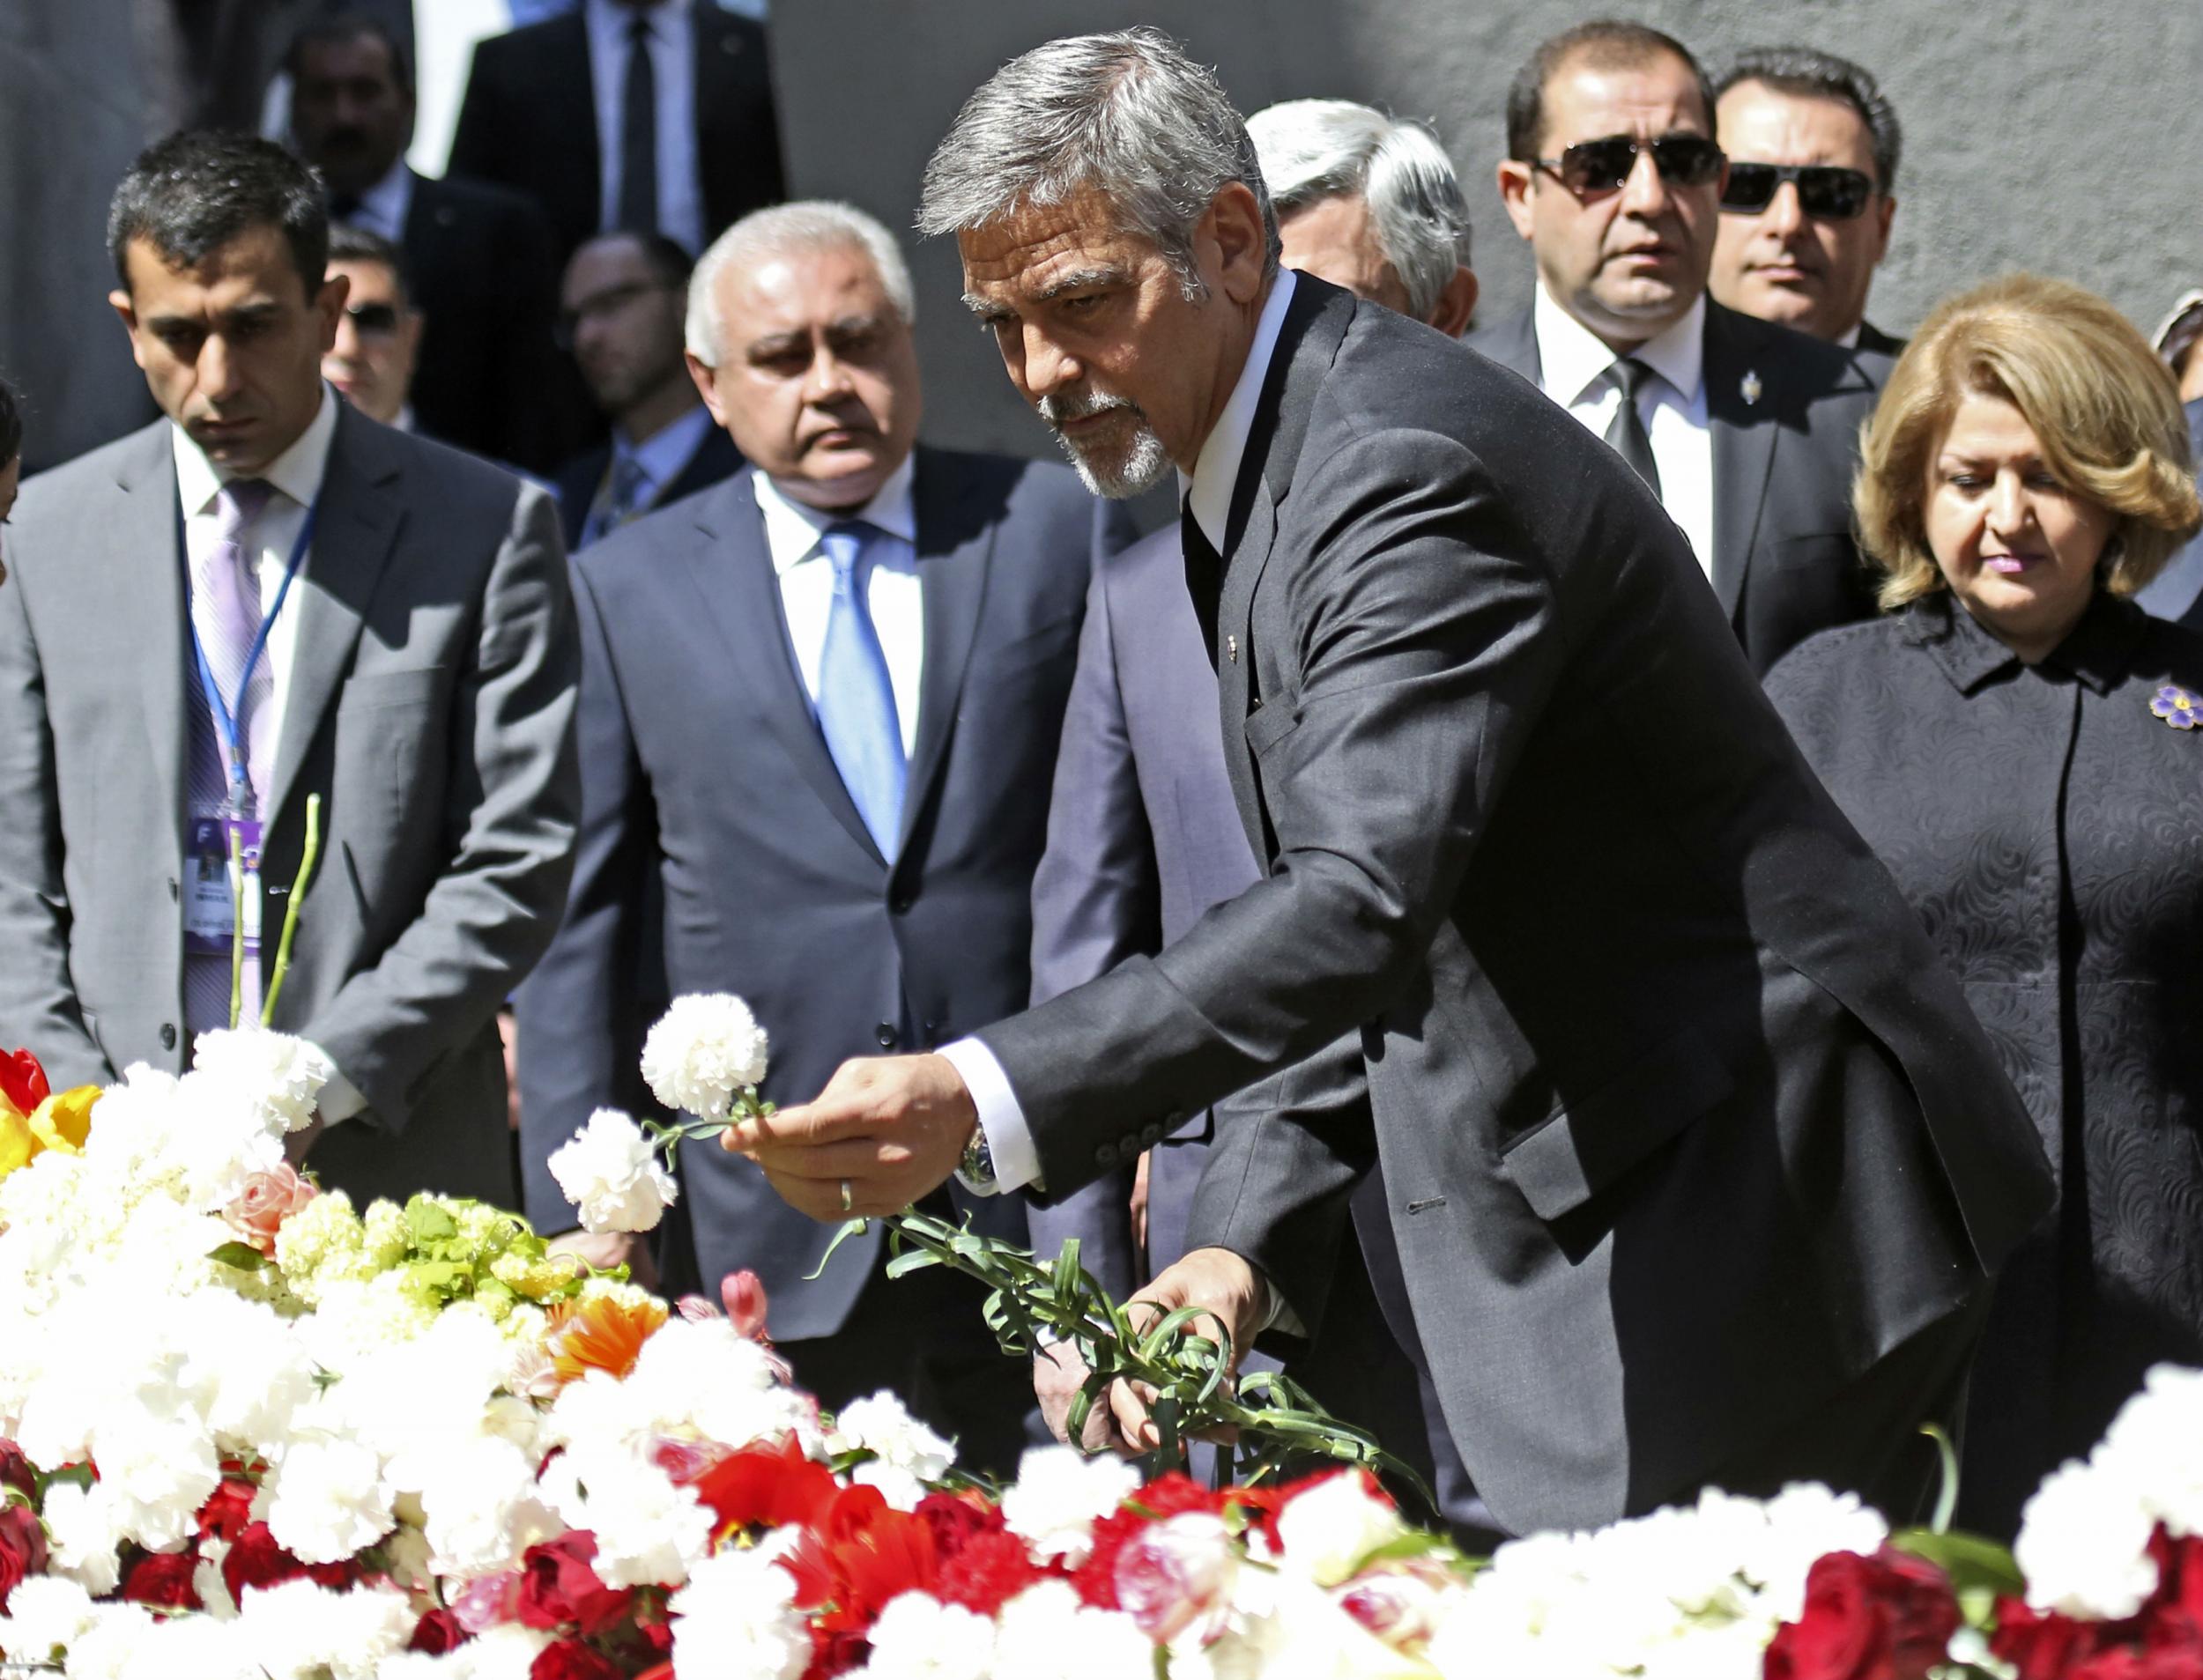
[685,200,917,365]
[1249,99,1472,323]
[917,27,1280,298]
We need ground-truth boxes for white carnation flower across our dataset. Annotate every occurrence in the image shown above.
[548,1107,678,1233]
[642,994,769,1119]
[188,1027,331,1135]
[2016,1454,2161,1618]
[1273,1470,1406,1587]
[991,1581,1155,1680]
[266,1439,397,1564]
[1000,1445,1139,1565]
[864,1591,998,1680]
[40,1480,127,1595]
[0,1574,99,1664]
[539,1446,714,1587]
[829,1392,956,1510]
[668,1536,811,1680]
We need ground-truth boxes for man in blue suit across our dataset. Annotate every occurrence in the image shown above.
[1024,99,1489,1533]
[516,201,1133,1472]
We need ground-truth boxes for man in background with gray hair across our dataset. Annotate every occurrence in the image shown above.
[734,31,2050,1536]
[516,200,1132,1472]
[1024,94,1487,1532]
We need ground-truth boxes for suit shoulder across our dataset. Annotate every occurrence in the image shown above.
[16,424,164,514]
[1763,613,1909,710]
[577,473,746,585]
[415,170,551,227]
[1717,305,1876,403]
[2126,609,2203,688]
[470,13,582,66]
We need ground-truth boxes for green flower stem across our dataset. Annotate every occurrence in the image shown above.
[261,795,323,1029]
[227,822,247,1031]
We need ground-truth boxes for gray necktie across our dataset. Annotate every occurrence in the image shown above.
[1603,357,1663,500]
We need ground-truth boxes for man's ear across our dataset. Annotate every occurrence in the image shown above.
[686,352,728,426]
[1496,159,1539,242]
[313,271,350,354]
[108,289,149,372]
[1428,266,1480,338]
[1205,181,1271,306]
[1871,195,1897,264]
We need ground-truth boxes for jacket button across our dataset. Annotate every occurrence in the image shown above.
[1139,1124,1161,1145]
[1118,1133,1139,1156]
[1095,1142,1118,1166]
[922,1019,939,1040]
[159,1024,177,1050]
[875,1022,897,1049]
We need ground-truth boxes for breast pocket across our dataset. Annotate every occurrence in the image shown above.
[1496,1028,1736,1220]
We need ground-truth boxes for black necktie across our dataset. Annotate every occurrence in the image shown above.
[1603,357,1663,500]
[1182,500,1225,671]
[616,12,659,233]
[328,192,363,224]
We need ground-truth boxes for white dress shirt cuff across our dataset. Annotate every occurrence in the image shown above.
[937,1036,1042,1195]
[309,1050,368,1125]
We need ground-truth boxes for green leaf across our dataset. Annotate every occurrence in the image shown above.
[805,1217,871,1281]
[1889,1529,2022,1602]
[208,1240,267,1271]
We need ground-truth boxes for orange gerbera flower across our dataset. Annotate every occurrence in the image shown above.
[544,1292,670,1384]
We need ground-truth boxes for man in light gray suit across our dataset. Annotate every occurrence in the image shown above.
[0,130,579,1208]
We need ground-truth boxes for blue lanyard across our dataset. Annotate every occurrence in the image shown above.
[185,497,318,815]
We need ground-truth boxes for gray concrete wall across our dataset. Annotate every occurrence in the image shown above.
[772,0,2203,460]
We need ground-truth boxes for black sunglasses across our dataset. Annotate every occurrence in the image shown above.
[1535,134,1725,196]
[1719,163,1874,219]
[343,301,403,337]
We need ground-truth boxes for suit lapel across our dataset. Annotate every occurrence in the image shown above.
[115,427,190,839]
[1470,307,1543,385]
[901,450,991,855]
[265,409,404,833]
[679,475,881,861]
[1704,306,1778,620]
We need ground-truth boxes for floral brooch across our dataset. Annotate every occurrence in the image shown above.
[2152,685,2203,729]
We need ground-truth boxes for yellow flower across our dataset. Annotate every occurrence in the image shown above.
[0,1107,32,1179]
[27,1086,97,1156]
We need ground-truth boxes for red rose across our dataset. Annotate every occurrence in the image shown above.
[196,1477,259,1544]
[410,1608,471,1654]
[219,1521,355,1602]
[0,1501,49,1610]
[518,1533,634,1637]
[2070,1652,2203,1680]
[120,1549,204,1610]
[530,1639,624,1680]
[0,1441,35,1503]
[1765,1547,1962,1680]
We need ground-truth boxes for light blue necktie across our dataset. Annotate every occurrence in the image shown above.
[816,522,906,855]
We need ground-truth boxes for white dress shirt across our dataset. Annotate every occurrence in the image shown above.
[938,271,1302,1200]
[584,0,704,256]
[1533,284,1716,579]
[337,159,414,243]
[753,454,923,759]
[172,388,367,1122]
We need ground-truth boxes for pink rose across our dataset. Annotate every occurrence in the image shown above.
[223,1164,318,1255]
[1112,1512,1236,1644]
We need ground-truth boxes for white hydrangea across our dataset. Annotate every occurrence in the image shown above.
[642,993,769,1119]
[990,1581,1156,1680]
[829,1392,956,1510]
[863,1591,998,1680]
[1272,1470,1407,1587]
[668,1536,812,1680]
[265,1439,397,1564]
[1000,1445,1140,1565]
[548,1107,678,1234]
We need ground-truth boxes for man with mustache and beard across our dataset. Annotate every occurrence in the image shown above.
[286,12,569,472]
[514,201,1136,1475]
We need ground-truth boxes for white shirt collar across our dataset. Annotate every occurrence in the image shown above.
[1182,269,1297,553]
[755,449,919,575]
[171,384,340,516]
[1532,281,1705,408]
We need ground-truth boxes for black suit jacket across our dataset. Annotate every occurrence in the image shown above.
[400,171,570,472]
[516,449,1131,1340]
[975,278,2052,1534]
[553,419,744,551]
[1854,318,1906,359]
[449,9,784,263]
[1467,300,1880,674]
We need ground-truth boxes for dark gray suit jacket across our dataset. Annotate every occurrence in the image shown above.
[1467,300,1881,675]
[978,278,2053,1534]
[516,448,1125,1341]
[0,410,582,1206]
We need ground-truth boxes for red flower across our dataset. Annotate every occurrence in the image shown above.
[0,1442,34,1503]
[0,1050,49,1117]
[634,1667,675,1680]
[783,1484,938,1633]
[722,1270,771,1341]
[0,1502,50,1610]
[530,1639,624,1680]
[120,1549,204,1610]
[915,1489,1003,1561]
[196,1477,259,1544]
[935,1527,1042,1617]
[1764,1547,1962,1680]
[691,1439,841,1537]
[518,1533,635,1637]
[219,1521,355,1602]
[1991,1598,2114,1680]
[410,1608,470,1654]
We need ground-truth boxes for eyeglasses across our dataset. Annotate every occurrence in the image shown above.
[343,301,404,337]
[1534,134,1725,196]
[1719,163,1875,220]
[555,279,678,350]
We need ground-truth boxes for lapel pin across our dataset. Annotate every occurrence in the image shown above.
[1227,634,1239,663]
[1740,370,1763,407]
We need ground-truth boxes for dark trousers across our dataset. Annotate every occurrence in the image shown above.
[775,1237,1045,1484]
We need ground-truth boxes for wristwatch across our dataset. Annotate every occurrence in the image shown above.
[955,1122,999,1195]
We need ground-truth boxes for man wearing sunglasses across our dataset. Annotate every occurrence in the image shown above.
[1710,48,1903,359]
[1476,20,1883,676]
[321,225,424,433]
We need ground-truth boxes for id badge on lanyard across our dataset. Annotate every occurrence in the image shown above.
[182,802,263,959]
